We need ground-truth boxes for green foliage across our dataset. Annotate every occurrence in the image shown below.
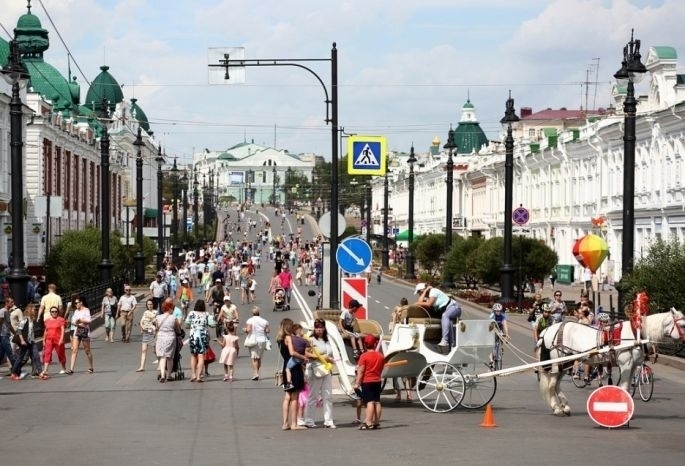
[620,239,685,312]
[413,234,446,277]
[443,235,484,283]
[465,236,558,286]
[341,226,359,239]
[46,227,157,291]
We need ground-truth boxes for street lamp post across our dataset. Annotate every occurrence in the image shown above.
[98,98,113,283]
[193,172,199,259]
[182,172,189,253]
[615,30,647,314]
[171,158,180,264]
[133,127,146,284]
[500,92,520,303]
[2,39,30,307]
[405,146,417,280]
[203,173,208,245]
[155,146,165,272]
[443,128,456,289]
[381,170,390,269]
[210,43,340,308]
[272,165,277,207]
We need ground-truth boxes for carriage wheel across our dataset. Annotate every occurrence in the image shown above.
[459,362,497,410]
[415,362,465,413]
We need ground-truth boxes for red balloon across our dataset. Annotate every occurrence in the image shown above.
[572,238,587,268]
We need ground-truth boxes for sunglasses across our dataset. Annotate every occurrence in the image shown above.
[75,301,81,304]
[50,310,59,313]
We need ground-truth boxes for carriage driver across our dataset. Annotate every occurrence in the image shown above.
[413,283,462,347]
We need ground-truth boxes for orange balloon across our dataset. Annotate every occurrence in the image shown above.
[572,238,587,268]
[576,234,608,273]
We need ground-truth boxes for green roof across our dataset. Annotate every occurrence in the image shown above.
[24,57,75,111]
[85,65,124,113]
[0,38,9,67]
[217,151,237,161]
[453,122,488,155]
[15,10,49,57]
[653,46,677,60]
[130,98,150,132]
[144,208,158,218]
[462,99,474,109]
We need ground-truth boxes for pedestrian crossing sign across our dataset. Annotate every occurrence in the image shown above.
[347,135,387,175]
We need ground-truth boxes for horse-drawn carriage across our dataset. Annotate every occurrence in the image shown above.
[303,299,685,417]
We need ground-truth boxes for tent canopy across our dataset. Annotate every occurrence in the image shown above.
[395,229,416,242]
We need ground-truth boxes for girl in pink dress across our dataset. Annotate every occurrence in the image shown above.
[218,322,239,381]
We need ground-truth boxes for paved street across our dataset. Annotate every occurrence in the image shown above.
[1,206,684,465]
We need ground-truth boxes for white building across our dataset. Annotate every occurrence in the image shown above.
[382,45,685,283]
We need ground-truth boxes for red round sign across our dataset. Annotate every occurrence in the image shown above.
[586,385,634,428]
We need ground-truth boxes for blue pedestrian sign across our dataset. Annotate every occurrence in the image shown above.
[336,237,373,274]
[347,135,387,175]
[512,205,530,226]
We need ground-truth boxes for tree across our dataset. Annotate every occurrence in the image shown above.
[619,239,685,312]
[413,234,445,278]
[465,236,558,286]
[443,235,484,284]
[46,227,157,291]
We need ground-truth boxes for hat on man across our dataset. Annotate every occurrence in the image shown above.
[363,334,378,348]
[414,283,427,295]
[348,299,361,309]
[181,279,188,284]
[215,278,222,283]
[223,295,231,301]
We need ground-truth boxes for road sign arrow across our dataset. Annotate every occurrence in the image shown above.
[340,241,365,265]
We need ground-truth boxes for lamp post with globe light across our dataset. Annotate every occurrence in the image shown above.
[614,30,647,313]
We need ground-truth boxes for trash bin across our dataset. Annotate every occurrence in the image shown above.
[556,265,574,285]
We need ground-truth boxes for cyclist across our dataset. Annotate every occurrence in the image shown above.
[488,303,509,368]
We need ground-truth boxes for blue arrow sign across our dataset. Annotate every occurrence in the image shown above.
[336,237,373,274]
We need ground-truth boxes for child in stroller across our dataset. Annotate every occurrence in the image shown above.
[273,287,288,311]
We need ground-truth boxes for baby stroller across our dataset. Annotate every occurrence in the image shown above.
[273,287,288,311]
[162,330,186,381]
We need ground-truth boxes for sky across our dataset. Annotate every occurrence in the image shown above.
[2,0,684,165]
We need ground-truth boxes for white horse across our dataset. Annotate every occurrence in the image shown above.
[537,309,685,416]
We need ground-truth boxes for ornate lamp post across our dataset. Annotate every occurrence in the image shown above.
[133,128,145,284]
[97,97,113,282]
[193,172,199,258]
[404,146,417,280]
[2,39,30,307]
[442,128,456,289]
[182,172,189,253]
[155,146,165,272]
[381,170,390,269]
[365,181,371,245]
[171,158,180,264]
[500,92,520,303]
[614,30,647,313]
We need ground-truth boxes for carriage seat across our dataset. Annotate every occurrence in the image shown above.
[312,310,383,337]
[398,305,442,341]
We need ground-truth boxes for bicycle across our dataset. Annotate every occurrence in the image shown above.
[630,362,654,402]
[490,333,505,371]
[571,363,616,388]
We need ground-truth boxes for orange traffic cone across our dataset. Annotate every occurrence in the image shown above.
[479,404,497,428]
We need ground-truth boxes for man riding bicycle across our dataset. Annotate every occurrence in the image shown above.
[488,303,509,368]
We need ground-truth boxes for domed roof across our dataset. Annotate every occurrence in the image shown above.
[14,5,49,57]
[24,58,75,110]
[462,99,474,110]
[431,136,440,146]
[453,122,488,155]
[130,98,150,132]
[85,65,124,114]
[217,151,237,161]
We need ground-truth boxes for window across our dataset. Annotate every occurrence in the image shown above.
[528,128,536,139]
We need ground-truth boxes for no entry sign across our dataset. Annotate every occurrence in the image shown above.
[586,385,634,428]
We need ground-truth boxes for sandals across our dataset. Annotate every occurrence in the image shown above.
[88,368,94,374]
[372,424,381,429]
[39,373,49,380]
[65,370,74,375]
[359,423,373,430]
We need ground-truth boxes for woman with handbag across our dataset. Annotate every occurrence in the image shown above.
[155,299,181,382]
[244,307,270,381]
[67,297,94,374]
[303,319,336,428]
[185,299,215,382]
